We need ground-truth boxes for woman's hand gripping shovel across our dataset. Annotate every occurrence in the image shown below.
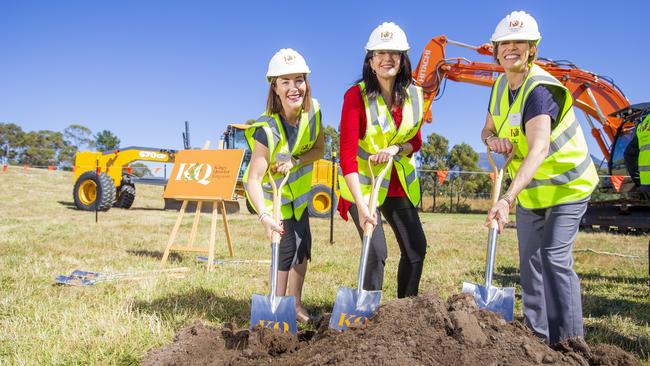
[249,169,297,334]
[329,158,393,330]
[461,148,515,321]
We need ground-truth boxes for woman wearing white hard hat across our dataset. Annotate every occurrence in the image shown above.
[338,22,427,298]
[481,11,598,345]
[244,48,324,323]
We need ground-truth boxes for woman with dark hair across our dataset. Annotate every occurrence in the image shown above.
[338,22,427,298]
[244,48,324,323]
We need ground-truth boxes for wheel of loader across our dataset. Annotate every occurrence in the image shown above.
[308,184,337,218]
[73,172,116,211]
[114,184,136,209]
[246,199,256,214]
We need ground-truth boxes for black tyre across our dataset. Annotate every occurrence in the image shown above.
[308,184,337,218]
[73,171,116,211]
[246,199,256,214]
[114,184,136,209]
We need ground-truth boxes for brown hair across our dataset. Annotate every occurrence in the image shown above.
[492,41,538,66]
[265,76,312,115]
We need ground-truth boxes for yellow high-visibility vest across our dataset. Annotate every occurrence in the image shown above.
[489,64,598,209]
[243,99,322,220]
[637,114,650,185]
[338,83,424,207]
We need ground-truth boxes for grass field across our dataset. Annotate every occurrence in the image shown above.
[1,166,649,365]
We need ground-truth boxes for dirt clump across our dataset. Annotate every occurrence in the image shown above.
[142,291,640,366]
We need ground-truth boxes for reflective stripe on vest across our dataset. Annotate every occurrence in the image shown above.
[338,83,423,207]
[489,65,598,209]
[637,114,650,185]
[243,98,322,220]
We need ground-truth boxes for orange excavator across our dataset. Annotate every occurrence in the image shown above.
[412,35,650,231]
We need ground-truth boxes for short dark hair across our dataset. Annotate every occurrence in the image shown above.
[265,76,312,115]
[492,41,538,66]
[356,51,413,107]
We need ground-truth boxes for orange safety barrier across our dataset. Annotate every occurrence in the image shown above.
[610,175,625,192]
[436,170,449,185]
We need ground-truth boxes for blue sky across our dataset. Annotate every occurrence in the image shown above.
[2,1,648,161]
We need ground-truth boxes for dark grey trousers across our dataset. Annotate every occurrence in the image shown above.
[516,199,588,344]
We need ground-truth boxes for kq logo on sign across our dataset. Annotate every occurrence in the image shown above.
[258,320,290,333]
[337,312,369,328]
[139,151,167,160]
[175,163,212,186]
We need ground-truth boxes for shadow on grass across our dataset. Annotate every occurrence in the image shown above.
[476,266,648,291]
[57,200,165,211]
[468,265,520,288]
[132,287,250,326]
[585,321,649,361]
[582,292,650,325]
[120,206,166,211]
[127,249,183,263]
[579,271,649,286]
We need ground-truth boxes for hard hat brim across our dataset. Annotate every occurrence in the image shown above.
[491,34,541,44]
[266,70,311,83]
[365,44,410,52]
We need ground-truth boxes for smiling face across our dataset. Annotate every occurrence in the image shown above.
[369,50,402,80]
[271,73,308,115]
[495,40,537,72]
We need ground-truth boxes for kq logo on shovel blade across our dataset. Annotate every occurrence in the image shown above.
[336,313,369,328]
[175,163,212,185]
[257,320,290,333]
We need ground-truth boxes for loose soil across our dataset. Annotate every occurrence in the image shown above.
[142,291,640,366]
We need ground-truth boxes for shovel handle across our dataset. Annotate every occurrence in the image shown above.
[267,170,290,299]
[485,148,514,285]
[357,157,392,291]
[363,157,393,234]
[267,170,290,241]
[487,148,514,230]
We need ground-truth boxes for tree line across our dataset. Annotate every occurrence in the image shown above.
[0,123,120,169]
[3,121,490,195]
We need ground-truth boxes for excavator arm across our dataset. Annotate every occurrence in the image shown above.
[412,35,632,162]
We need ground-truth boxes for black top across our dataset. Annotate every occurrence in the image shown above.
[490,84,563,134]
[253,115,300,151]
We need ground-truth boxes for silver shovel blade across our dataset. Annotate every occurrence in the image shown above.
[462,282,515,322]
[329,287,381,331]
[55,275,96,286]
[250,293,297,334]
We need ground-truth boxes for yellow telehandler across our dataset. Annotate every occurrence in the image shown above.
[72,147,175,211]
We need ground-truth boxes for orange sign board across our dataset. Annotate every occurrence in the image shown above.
[163,149,244,201]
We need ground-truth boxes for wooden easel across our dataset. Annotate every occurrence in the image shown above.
[160,142,237,271]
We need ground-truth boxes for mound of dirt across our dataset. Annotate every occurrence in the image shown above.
[142,291,640,366]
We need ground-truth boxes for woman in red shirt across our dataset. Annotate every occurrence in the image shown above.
[338,22,427,298]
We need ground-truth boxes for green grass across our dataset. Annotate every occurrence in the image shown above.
[1,166,649,365]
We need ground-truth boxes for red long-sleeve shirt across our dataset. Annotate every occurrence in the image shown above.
[338,85,423,219]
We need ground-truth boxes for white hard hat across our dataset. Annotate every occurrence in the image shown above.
[266,48,311,81]
[365,22,410,52]
[490,11,541,43]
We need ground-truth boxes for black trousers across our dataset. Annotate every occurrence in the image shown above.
[348,196,427,298]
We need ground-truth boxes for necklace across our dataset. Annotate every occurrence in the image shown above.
[509,87,519,103]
